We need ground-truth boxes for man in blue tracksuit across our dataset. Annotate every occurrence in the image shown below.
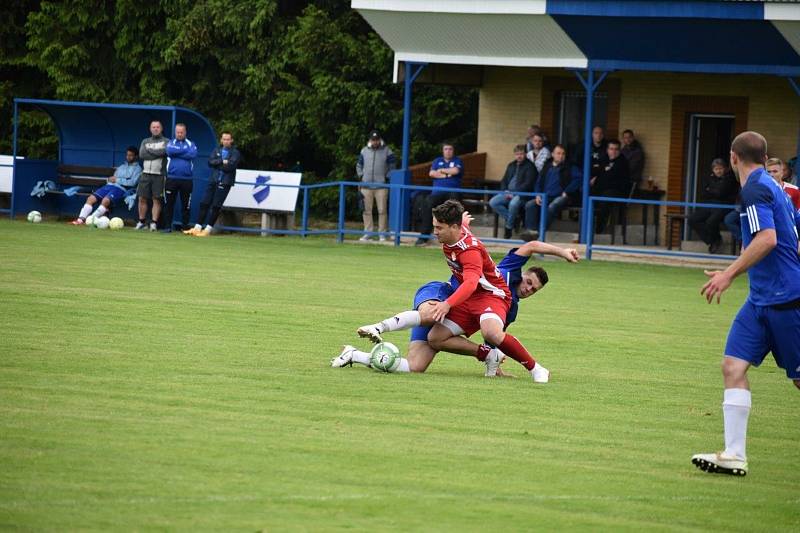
[184,131,241,237]
[163,123,198,232]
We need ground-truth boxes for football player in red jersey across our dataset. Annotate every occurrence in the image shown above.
[426,200,550,382]
[766,157,800,210]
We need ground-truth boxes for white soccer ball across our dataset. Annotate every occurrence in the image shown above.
[27,210,42,223]
[85,215,95,227]
[95,216,110,229]
[370,342,401,372]
[109,217,124,230]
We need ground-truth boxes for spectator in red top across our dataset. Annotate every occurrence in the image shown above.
[766,157,800,210]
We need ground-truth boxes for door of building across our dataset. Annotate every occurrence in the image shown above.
[683,114,735,239]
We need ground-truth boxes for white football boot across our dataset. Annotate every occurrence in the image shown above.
[357,324,383,343]
[330,345,356,368]
[484,348,505,377]
[531,363,550,383]
[691,452,748,476]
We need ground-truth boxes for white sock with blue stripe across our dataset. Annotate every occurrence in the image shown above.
[723,388,751,460]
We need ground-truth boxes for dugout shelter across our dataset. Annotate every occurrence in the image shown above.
[10,98,217,222]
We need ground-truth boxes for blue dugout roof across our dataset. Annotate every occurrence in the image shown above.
[353,0,800,76]
[13,98,217,168]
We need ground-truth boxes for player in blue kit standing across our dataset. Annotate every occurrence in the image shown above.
[693,131,800,477]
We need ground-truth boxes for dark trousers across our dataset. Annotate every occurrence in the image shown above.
[689,207,726,245]
[418,191,461,239]
[163,178,193,229]
[198,181,232,227]
[592,187,625,233]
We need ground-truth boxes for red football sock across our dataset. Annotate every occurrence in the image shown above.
[498,334,536,371]
[475,343,492,361]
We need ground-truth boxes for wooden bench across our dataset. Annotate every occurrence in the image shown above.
[48,164,117,196]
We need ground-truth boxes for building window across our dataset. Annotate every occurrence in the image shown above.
[555,91,608,161]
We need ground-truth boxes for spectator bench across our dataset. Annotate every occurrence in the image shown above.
[48,164,117,196]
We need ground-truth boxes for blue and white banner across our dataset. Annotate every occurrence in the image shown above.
[224,169,302,213]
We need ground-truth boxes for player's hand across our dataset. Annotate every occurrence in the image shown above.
[431,301,451,323]
[701,270,732,304]
[562,248,580,262]
[461,210,474,227]
[535,196,542,206]
[108,176,117,183]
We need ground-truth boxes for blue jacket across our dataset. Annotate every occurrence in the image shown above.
[110,161,142,191]
[209,145,242,186]
[535,160,582,198]
[166,138,198,178]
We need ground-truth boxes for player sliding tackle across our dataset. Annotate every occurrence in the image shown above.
[335,200,577,380]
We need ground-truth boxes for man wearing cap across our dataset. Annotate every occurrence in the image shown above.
[356,130,396,241]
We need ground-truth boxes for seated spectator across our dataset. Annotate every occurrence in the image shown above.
[621,129,645,186]
[689,158,739,253]
[415,142,464,246]
[526,133,550,173]
[70,146,141,224]
[523,145,581,235]
[574,126,607,176]
[489,144,537,239]
[590,139,630,233]
[767,157,800,210]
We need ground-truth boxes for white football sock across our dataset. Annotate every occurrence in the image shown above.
[79,204,93,219]
[395,358,410,373]
[722,388,751,459]
[205,225,213,231]
[352,349,371,367]
[378,310,421,333]
[194,223,202,231]
[94,205,108,217]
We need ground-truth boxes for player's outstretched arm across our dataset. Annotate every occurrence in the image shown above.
[701,228,776,304]
[516,240,579,262]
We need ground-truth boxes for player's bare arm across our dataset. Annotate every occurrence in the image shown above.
[701,228,777,304]
[516,240,580,262]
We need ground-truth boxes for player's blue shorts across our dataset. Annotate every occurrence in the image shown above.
[92,184,126,205]
[725,300,800,379]
[409,281,454,343]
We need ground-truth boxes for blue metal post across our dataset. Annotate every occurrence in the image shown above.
[10,100,18,218]
[538,193,548,243]
[573,69,609,243]
[585,197,595,260]
[337,183,345,243]
[301,186,309,238]
[401,62,426,170]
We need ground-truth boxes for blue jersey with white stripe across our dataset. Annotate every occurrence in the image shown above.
[740,167,800,306]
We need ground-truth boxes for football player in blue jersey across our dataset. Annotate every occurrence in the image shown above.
[693,131,800,477]
[331,231,579,377]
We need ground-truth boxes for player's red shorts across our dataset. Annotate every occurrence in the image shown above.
[442,292,510,337]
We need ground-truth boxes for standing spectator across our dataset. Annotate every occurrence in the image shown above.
[590,139,630,233]
[163,123,198,232]
[766,157,800,210]
[621,129,645,186]
[525,124,549,152]
[356,130,396,242]
[184,132,241,237]
[70,146,141,224]
[689,158,739,253]
[415,143,464,246]
[489,144,537,239]
[523,144,581,235]
[575,126,607,177]
[526,133,551,173]
[137,120,169,231]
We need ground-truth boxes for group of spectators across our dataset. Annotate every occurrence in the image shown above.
[71,120,241,237]
[692,156,799,253]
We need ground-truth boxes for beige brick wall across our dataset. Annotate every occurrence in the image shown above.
[478,69,800,188]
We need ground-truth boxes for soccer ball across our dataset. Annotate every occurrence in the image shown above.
[109,217,124,230]
[27,211,42,223]
[370,342,401,372]
[95,216,110,229]
[85,215,95,227]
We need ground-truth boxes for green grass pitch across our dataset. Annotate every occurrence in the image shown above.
[0,219,798,530]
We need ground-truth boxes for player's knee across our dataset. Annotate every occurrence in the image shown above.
[483,330,504,346]
[721,357,745,380]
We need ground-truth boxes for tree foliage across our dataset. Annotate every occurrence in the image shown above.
[1,1,477,178]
